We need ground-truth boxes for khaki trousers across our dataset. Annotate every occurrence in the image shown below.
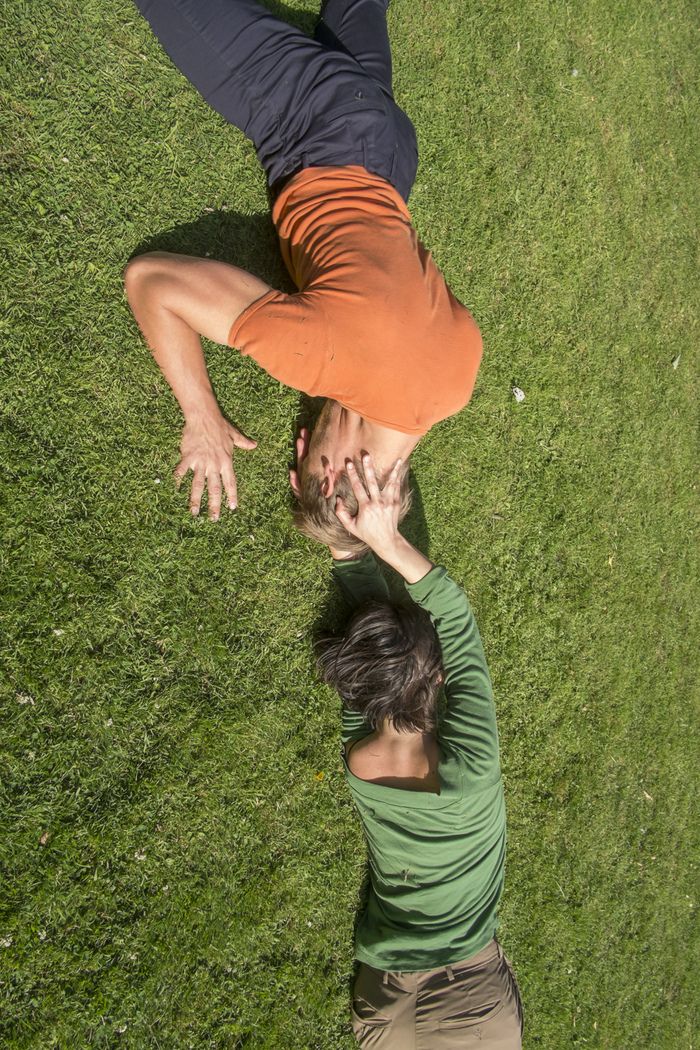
[351,940,523,1049]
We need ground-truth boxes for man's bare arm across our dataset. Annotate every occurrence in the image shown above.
[124,251,274,519]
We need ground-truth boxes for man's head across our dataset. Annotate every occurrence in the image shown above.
[290,402,412,554]
[316,602,443,733]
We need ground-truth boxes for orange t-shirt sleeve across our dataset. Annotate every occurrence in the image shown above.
[228,289,329,396]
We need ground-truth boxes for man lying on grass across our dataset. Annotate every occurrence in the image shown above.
[125,0,482,549]
[317,453,523,1048]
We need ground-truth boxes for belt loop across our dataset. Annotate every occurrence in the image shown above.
[382,971,390,986]
[445,965,455,982]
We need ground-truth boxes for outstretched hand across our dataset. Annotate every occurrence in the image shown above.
[175,412,257,520]
[334,454,403,559]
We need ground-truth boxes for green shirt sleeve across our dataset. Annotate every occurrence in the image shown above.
[331,551,391,608]
[406,566,500,779]
[331,553,390,745]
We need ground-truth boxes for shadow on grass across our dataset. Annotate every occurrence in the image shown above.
[129,208,292,291]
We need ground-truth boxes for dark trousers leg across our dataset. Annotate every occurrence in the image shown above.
[134,0,417,198]
[313,0,418,200]
[136,0,314,133]
[134,0,365,182]
[314,0,393,96]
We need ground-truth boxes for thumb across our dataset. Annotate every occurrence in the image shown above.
[234,431,258,451]
[334,497,357,533]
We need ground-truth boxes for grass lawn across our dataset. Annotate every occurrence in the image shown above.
[1,0,698,1046]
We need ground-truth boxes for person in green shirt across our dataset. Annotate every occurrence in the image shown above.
[315,454,523,1048]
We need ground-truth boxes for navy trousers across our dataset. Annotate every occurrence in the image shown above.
[134,0,419,201]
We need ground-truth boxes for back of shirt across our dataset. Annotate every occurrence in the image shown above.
[229,167,483,436]
[334,557,506,972]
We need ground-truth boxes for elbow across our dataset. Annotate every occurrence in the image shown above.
[123,252,169,307]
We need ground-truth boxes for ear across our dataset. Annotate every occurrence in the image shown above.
[296,426,310,465]
[289,427,310,498]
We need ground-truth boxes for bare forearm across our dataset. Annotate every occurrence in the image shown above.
[124,252,267,517]
[139,300,222,423]
[374,535,433,584]
[125,251,271,424]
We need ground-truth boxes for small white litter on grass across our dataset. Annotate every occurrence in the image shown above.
[17,694,35,706]
[571,68,579,77]
[512,386,526,403]
[134,850,147,861]
[52,629,65,637]
[672,353,681,369]
[0,936,12,948]
[154,478,161,485]
[38,930,47,942]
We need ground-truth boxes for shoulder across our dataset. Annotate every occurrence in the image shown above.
[346,736,385,780]
[346,736,371,769]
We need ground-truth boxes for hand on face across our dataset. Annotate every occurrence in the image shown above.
[175,413,257,520]
[334,454,403,559]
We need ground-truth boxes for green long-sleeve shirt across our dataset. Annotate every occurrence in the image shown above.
[333,553,506,972]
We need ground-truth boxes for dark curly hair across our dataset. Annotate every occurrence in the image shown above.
[316,601,443,733]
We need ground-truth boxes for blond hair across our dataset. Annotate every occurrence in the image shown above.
[293,461,412,554]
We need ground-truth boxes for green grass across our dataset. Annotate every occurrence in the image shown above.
[1,0,698,1046]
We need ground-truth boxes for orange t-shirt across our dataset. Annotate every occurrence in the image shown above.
[228,166,482,436]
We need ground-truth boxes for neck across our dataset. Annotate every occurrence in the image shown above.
[375,720,433,752]
[346,410,420,465]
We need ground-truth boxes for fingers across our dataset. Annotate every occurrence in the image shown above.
[362,453,381,499]
[385,458,403,501]
[174,460,189,490]
[345,459,369,505]
[176,461,238,520]
[222,461,238,511]
[232,428,257,451]
[334,497,357,534]
[189,466,205,516]
[207,473,222,521]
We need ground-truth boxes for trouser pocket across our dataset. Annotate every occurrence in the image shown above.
[351,965,411,1048]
